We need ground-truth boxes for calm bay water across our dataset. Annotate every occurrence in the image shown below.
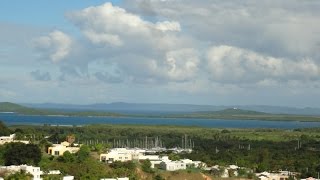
[1,113,320,129]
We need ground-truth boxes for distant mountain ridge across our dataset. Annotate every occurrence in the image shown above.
[22,102,320,115]
[0,102,44,114]
[196,108,268,115]
[2,102,320,122]
[0,102,264,116]
[2,101,320,116]
[0,102,121,117]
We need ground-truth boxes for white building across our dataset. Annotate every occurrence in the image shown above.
[0,134,29,145]
[63,176,74,180]
[21,165,42,180]
[256,171,290,180]
[203,164,241,178]
[100,148,207,171]
[100,148,172,168]
[301,178,320,180]
[46,170,61,175]
[0,165,61,180]
[168,147,193,154]
[181,159,206,168]
[160,160,187,171]
[48,141,80,156]
[101,178,129,180]
[145,156,170,168]
[0,165,42,180]
[100,148,146,163]
[0,134,15,142]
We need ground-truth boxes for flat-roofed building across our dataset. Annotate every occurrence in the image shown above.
[48,141,80,156]
[0,134,29,145]
[160,160,187,171]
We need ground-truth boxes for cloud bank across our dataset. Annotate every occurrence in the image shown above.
[3,1,320,105]
[35,2,320,85]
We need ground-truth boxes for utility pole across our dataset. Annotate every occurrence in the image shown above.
[181,136,184,149]
[185,134,187,149]
[145,136,148,149]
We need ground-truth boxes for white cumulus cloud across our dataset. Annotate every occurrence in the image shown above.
[66,2,181,47]
[33,30,72,63]
[155,21,181,32]
[207,45,320,83]
[165,48,199,81]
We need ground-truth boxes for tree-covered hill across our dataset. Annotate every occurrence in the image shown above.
[195,108,267,115]
[0,102,47,114]
[169,108,320,121]
[0,102,122,117]
[0,102,32,112]
[2,102,320,121]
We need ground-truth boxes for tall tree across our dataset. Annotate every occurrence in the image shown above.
[0,121,11,136]
[4,142,41,166]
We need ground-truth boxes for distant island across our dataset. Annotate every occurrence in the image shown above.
[0,102,122,117]
[1,102,320,122]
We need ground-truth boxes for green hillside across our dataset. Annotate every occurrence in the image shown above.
[0,102,122,117]
[199,108,267,115]
[0,102,30,112]
[0,102,46,114]
[169,108,320,121]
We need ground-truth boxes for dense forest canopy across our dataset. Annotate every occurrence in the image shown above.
[1,121,320,178]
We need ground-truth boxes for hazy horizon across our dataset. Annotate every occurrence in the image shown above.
[1,1,320,107]
[18,101,320,109]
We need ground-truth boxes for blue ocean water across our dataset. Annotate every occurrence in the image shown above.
[0,113,320,129]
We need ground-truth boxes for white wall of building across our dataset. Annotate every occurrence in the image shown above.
[0,165,61,180]
[0,165,42,180]
[100,148,146,163]
[160,161,187,171]
[63,176,74,180]
[101,178,129,180]
[0,134,29,145]
[48,142,80,156]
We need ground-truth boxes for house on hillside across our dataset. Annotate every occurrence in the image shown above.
[0,134,29,145]
[0,134,15,142]
[48,141,80,156]
[256,171,290,180]
[181,159,207,168]
[100,148,172,168]
[159,160,187,171]
[0,165,41,180]
[0,165,61,180]
[100,148,206,171]
[100,148,146,163]
[63,176,74,180]
[301,178,320,180]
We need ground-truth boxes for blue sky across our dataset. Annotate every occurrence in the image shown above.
[0,1,121,25]
[1,0,320,107]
